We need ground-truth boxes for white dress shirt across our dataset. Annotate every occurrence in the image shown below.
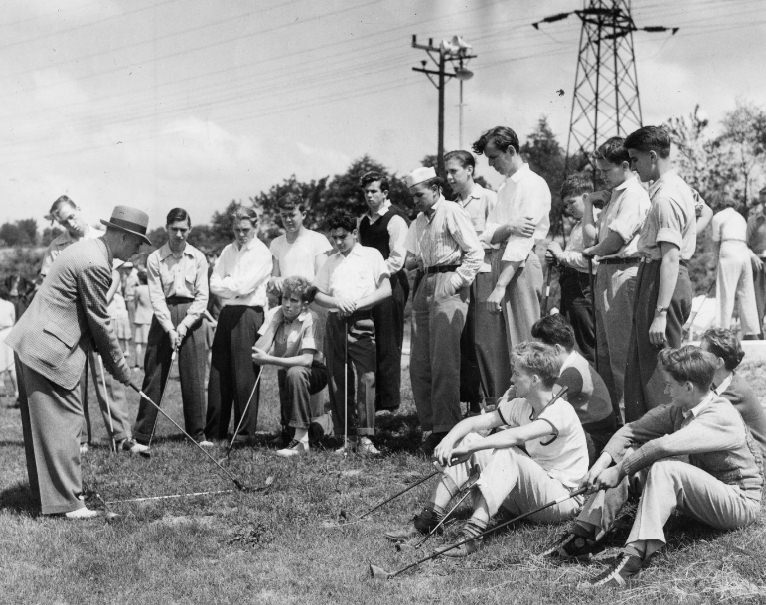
[210,236,272,308]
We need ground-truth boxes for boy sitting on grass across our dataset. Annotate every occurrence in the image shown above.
[251,276,328,458]
[385,342,589,555]
[546,345,763,589]
[531,313,618,463]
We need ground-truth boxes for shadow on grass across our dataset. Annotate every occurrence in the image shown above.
[0,481,39,516]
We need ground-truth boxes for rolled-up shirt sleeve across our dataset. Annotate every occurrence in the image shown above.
[502,180,551,262]
[385,214,409,274]
[654,195,684,250]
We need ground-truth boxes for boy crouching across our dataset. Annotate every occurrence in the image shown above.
[386,342,589,555]
[251,276,328,458]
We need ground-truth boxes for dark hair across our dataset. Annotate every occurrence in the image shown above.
[658,346,716,390]
[559,174,594,199]
[48,195,77,216]
[531,314,576,351]
[472,126,519,155]
[231,205,258,225]
[701,328,745,371]
[360,171,389,193]
[166,207,191,227]
[277,193,307,213]
[282,275,317,304]
[624,126,671,159]
[444,150,476,170]
[595,136,631,165]
[511,341,562,389]
[327,210,357,233]
[137,269,148,285]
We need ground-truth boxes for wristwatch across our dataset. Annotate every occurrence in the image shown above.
[655,305,669,315]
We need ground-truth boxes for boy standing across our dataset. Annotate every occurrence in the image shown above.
[251,276,328,458]
[314,211,391,455]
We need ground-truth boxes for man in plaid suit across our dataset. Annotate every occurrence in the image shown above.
[7,206,150,519]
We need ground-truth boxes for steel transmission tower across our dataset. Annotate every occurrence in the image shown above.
[534,1,678,168]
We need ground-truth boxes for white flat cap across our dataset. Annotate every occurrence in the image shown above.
[405,166,437,189]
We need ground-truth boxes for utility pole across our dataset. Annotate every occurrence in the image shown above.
[411,35,476,177]
[534,1,678,172]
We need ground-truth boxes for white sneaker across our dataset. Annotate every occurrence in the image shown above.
[358,437,381,456]
[276,439,309,458]
[126,440,150,455]
[79,443,89,454]
[64,507,102,520]
[199,440,214,447]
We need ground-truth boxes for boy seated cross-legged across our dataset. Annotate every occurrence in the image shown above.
[385,342,589,555]
[545,345,763,589]
[251,276,328,458]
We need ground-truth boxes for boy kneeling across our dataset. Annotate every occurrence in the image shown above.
[546,345,763,588]
[386,342,589,555]
[251,276,328,458]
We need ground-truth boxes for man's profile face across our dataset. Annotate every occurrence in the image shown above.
[562,194,586,220]
[627,149,656,183]
[166,219,190,251]
[484,141,514,177]
[595,158,628,189]
[445,158,473,193]
[409,182,439,214]
[363,181,388,214]
[54,204,85,238]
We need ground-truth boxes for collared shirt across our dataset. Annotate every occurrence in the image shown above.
[713,373,734,397]
[40,223,103,277]
[363,200,409,274]
[405,196,483,288]
[637,170,697,260]
[255,308,321,362]
[269,228,333,280]
[210,236,272,308]
[456,182,498,273]
[558,220,597,274]
[595,175,651,260]
[146,242,209,333]
[681,392,715,422]
[481,163,551,262]
[711,207,748,243]
[746,210,766,256]
[314,243,389,305]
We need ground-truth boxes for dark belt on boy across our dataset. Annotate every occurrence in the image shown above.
[598,256,640,266]
[425,264,461,274]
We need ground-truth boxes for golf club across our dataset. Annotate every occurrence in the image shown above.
[127,382,248,491]
[219,365,264,464]
[369,486,588,580]
[143,345,179,456]
[103,476,275,505]
[587,256,598,372]
[96,354,117,453]
[413,475,479,549]
[357,462,444,521]
[542,257,554,316]
[344,316,349,457]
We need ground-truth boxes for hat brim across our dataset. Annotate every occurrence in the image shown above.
[100,219,152,245]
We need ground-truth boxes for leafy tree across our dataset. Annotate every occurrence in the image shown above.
[41,226,63,247]
[0,219,38,247]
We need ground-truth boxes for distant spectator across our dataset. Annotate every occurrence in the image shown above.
[132,269,152,369]
[0,284,19,403]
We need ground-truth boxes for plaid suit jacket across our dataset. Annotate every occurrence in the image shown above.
[7,238,132,390]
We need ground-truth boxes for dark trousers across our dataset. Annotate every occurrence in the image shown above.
[460,278,483,406]
[134,300,208,443]
[326,312,376,437]
[624,261,692,422]
[372,273,408,410]
[278,361,328,429]
[583,414,619,466]
[559,267,596,363]
[206,305,263,440]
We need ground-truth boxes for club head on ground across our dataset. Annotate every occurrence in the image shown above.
[139,450,151,459]
[368,563,393,580]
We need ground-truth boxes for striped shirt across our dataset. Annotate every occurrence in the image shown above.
[405,196,483,288]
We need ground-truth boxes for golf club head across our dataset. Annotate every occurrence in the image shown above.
[139,449,151,459]
[369,563,393,580]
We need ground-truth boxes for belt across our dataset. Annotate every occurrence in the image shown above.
[598,256,640,266]
[425,264,461,274]
[640,257,689,268]
[165,296,194,304]
[221,304,264,313]
[347,309,373,322]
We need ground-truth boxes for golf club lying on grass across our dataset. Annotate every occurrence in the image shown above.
[357,462,444,521]
[369,485,588,580]
[127,383,248,491]
[218,366,263,465]
[142,346,179,458]
[102,477,275,505]
[413,475,479,550]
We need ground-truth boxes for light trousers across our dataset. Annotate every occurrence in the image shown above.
[716,241,760,336]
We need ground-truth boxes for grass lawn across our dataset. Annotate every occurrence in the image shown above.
[1,360,766,604]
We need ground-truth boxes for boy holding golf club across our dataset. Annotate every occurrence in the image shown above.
[385,342,589,555]
[251,276,328,458]
[313,211,391,456]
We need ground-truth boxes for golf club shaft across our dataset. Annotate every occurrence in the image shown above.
[358,466,442,520]
[147,346,178,448]
[105,489,234,505]
[587,256,598,373]
[226,366,263,451]
[387,486,588,578]
[344,316,349,455]
[414,479,477,548]
[128,383,246,489]
[542,258,554,316]
[96,354,117,453]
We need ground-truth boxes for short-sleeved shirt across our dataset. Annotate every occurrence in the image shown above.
[746,211,766,256]
[558,220,597,274]
[269,228,333,280]
[637,170,697,260]
[557,350,613,425]
[481,163,551,262]
[456,183,498,273]
[255,308,321,362]
[496,396,589,488]
[314,244,389,304]
[711,207,748,243]
[596,175,651,260]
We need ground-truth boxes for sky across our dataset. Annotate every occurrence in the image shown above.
[2,0,765,231]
